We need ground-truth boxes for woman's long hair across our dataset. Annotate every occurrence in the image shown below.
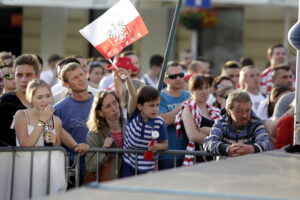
[267,85,291,117]
[86,90,124,135]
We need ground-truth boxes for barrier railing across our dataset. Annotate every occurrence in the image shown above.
[0,146,69,200]
[75,148,217,187]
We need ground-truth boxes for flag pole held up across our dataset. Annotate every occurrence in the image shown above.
[157,0,183,92]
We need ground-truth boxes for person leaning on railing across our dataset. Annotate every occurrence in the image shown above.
[14,79,67,198]
[15,79,61,147]
[84,90,125,182]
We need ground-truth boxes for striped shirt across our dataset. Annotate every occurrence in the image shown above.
[111,131,123,148]
[123,109,168,173]
[260,66,272,95]
[203,112,273,156]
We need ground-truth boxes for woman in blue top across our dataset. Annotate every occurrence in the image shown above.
[116,69,168,177]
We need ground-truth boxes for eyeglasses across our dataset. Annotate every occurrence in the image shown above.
[3,73,14,80]
[220,95,228,100]
[165,73,184,79]
[0,61,13,69]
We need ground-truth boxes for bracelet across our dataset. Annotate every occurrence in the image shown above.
[38,119,46,125]
[72,144,79,150]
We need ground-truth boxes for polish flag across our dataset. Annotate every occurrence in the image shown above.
[79,0,148,59]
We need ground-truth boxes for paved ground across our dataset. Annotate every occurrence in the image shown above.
[45,150,300,200]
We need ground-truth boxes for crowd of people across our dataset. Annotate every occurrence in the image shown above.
[0,37,298,197]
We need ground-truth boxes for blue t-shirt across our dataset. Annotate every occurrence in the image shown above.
[159,90,190,160]
[54,95,94,161]
[123,109,168,173]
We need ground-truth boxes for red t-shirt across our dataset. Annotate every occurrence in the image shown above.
[275,115,294,149]
[111,131,123,148]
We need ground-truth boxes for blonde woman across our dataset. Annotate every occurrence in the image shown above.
[13,79,66,199]
[15,79,62,146]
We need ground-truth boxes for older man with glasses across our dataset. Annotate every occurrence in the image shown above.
[0,61,16,94]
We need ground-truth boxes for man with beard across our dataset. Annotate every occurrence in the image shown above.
[239,65,265,113]
[204,91,272,157]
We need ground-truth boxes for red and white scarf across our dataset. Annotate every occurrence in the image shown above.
[175,99,220,166]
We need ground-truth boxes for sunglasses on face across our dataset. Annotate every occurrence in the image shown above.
[165,73,184,79]
[3,73,14,80]
[220,95,228,100]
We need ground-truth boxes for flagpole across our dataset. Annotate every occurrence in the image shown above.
[293,0,300,147]
[157,0,183,92]
[285,0,300,153]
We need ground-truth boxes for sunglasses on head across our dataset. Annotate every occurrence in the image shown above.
[4,73,14,80]
[165,73,184,79]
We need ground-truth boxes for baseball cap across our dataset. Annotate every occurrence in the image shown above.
[107,57,139,72]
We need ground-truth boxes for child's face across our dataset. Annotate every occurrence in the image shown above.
[138,98,160,121]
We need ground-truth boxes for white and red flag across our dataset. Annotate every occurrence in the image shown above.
[79,0,148,59]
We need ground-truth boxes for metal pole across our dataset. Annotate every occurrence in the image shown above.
[191,30,198,58]
[294,0,300,145]
[157,0,183,92]
[283,7,291,48]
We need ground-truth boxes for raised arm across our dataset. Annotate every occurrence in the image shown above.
[16,105,54,146]
[116,69,137,116]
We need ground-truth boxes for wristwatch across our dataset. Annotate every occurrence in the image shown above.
[226,145,230,154]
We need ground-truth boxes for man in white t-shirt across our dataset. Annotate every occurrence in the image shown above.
[40,54,62,87]
[239,65,265,113]
[141,54,163,88]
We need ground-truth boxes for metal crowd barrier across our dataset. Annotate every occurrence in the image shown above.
[75,148,217,187]
[0,146,69,200]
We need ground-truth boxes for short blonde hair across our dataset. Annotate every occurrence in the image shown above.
[239,65,255,90]
[60,62,81,83]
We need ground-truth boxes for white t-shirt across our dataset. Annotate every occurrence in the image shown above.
[256,98,270,120]
[141,73,159,88]
[98,74,113,90]
[40,69,58,85]
[206,93,216,106]
[51,80,65,96]
[247,92,266,114]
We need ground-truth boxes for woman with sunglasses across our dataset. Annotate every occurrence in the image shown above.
[175,75,221,166]
[0,61,16,94]
[213,85,235,113]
